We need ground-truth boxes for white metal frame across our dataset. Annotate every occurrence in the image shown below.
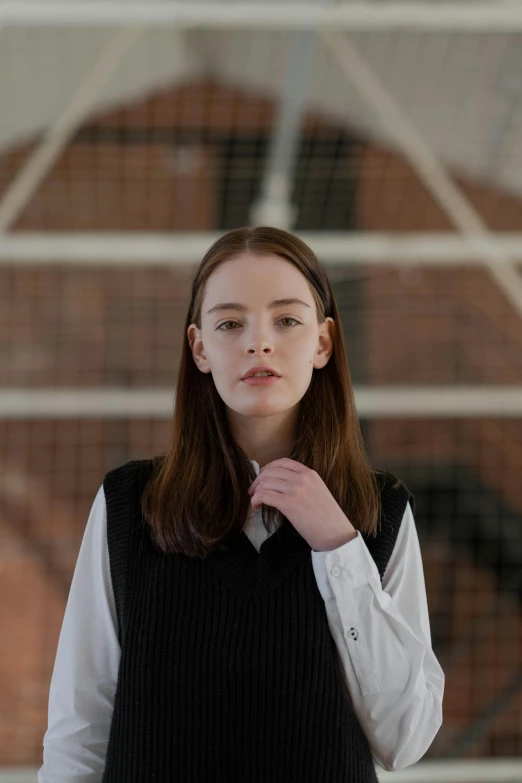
[3,2,522,32]
[321,30,522,317]
[2,387,522,418]
[2,758,522,782]
[249,28,318,229]
[379,758,522,781]
[1,232,522,263]
[0,27,141,232]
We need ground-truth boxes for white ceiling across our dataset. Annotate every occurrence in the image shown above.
[1,9,521,197]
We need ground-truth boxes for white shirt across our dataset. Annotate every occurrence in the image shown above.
[38,460,444,781]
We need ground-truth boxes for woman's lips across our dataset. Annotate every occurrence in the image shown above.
[241,375,282,386]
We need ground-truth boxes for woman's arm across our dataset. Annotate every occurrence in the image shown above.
[38,484,121,782]
[311,501,444,772]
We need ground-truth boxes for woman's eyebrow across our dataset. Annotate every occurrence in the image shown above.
[206,298,311,315]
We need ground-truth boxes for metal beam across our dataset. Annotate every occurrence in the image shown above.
[4,2,522,32]
[0,27,141,232]
[322,30,522,319]
[2,232,522,264]
[0,466,75,599]
[447,667,522,758]
[5,759,522,783]
[485,35,522,181]
[1,387,522,418]
[250,28,319,228]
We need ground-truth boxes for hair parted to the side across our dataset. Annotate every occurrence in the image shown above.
[141,225,385,558]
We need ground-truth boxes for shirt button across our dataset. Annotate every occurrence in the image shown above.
[349,627,359,641]
[331,566,341,577]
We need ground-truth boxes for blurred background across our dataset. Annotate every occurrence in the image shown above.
[1,1,522,781]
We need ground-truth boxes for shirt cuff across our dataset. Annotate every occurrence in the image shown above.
[311,531,382,602]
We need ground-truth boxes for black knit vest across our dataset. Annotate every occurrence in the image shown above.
[101,458,414,783]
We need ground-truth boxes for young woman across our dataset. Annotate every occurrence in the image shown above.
[39,226,444,782]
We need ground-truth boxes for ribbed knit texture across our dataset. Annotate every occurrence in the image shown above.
[102,458,414,783]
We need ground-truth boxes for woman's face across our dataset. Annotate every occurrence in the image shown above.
[188,251,335,423]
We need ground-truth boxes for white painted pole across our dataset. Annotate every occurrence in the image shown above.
[1,232,522,264]
[2,3,522,32]
[1,387,522,418]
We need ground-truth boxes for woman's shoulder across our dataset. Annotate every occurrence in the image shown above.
[373,468,406,489]
[373,468,416,518]
[103,455,164,495]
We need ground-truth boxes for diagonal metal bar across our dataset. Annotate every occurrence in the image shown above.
[0,26,142,232]
[321,29,522,320]
[437,569,522,674]
[447,665,522,757]
[0,466,79,600]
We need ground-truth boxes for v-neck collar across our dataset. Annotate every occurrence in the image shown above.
[208,517,311,601]
[207,459,311,600]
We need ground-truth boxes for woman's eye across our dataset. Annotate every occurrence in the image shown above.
[217,317,300,331]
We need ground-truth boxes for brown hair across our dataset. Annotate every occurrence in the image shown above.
[141,225,384,558]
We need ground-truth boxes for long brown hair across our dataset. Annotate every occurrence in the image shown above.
[141,225,384,558]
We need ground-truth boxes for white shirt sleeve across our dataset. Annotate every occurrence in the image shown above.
[311,501,445,773]
[38,484,120,783]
